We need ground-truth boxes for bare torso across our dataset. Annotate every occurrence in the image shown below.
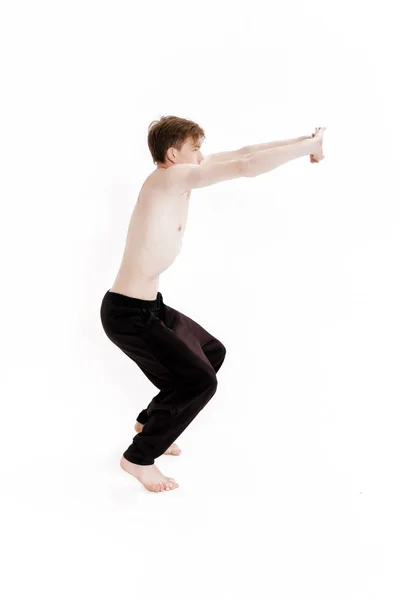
[109,168,190,300]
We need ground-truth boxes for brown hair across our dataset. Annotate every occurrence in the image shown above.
[147,115,206,165]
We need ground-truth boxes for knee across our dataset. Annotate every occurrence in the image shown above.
[214,342,227,371]
[199,372,218,409]
[187,367,218,393]
[205,369,218,393]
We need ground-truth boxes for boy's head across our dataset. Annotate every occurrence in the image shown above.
[148,115,205,168]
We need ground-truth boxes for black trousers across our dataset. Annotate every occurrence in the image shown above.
[100,289,227,465]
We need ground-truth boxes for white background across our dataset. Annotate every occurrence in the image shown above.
[1,0,399,598]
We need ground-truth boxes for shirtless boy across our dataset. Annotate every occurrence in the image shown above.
[100,115,325,493]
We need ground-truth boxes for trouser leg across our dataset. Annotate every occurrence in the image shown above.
[101,290,226,466]
[135,303,227,426]
[124,376,218,465]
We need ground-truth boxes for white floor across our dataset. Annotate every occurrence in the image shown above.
[3,339,398,600]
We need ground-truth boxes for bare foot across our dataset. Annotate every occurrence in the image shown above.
[120,456,179,493]
[134,421,182,456]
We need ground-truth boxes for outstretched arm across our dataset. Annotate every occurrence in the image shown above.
[202,135,311,164]
[241,135,311,154]
[201,148,243,164]
[169,137,320,191]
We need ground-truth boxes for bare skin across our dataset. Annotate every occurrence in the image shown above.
[119,456,179,492]
[109,138,204,301]
[111,132,325,492]
[310,127,326,162]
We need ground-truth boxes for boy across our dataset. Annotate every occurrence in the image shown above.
[100,116,325,492]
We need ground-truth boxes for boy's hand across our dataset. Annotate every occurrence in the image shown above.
[310,127,326,163]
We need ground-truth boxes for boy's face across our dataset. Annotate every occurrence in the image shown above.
[179,137,204,165]
[157,137,204,168]
[168,137,204,166]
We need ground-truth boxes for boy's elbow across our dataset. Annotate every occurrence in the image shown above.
[241,154,254,177]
